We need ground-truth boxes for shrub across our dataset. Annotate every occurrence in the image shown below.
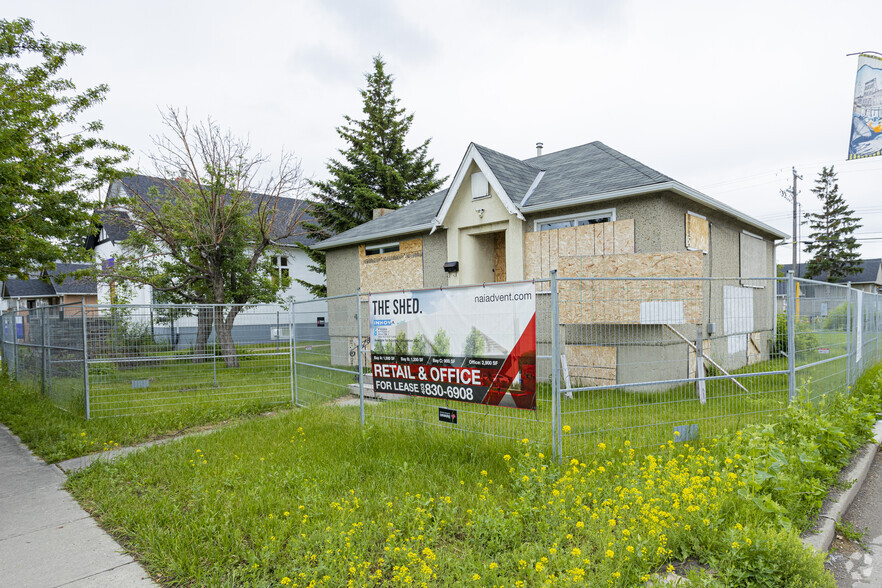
[772,313,819,358]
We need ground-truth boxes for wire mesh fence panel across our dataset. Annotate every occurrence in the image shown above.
[12,308,43,394]
[85,303,295,418]
[44,302,87,415]
[360,281,552,449]
[1,311,14,378]
[558,277,788,456]
[791,278,851,403]
[292,296,356,408]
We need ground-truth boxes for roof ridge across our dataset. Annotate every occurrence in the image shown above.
[591,142,671,183]
[473,143,541,171]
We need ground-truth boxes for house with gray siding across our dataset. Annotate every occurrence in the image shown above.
[314,141,788,388]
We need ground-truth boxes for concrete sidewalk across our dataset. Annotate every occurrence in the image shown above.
[0,424,156,588]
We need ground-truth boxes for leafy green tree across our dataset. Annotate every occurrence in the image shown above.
[394,331,409,356]
[411,333,427,356]
[107,109,309,367]
[297,55,447,297]
[372,339,386,355]
[432,327,451,357]
[803,166,862,282]
[463,327,485,357]
[0,18,129,280]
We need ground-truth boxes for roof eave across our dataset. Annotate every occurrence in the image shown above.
[520,181,788,240]
[312,223,436,251]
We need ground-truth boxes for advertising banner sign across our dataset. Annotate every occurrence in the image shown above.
[848,53,882,160]
[369,282,536,410]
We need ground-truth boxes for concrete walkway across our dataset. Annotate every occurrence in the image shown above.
[830,450,882,587]
[0,424,156,588]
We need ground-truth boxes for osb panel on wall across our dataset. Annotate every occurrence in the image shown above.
[523,219,636,279]
[359,238,423,292]
[493,232,506,282]
[685,213,709,252]
[565,345,616,387]
[556,251,704,324]
[747,331,763,365]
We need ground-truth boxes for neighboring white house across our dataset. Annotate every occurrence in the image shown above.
[85,175,327,342]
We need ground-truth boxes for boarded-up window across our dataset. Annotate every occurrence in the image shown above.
[524,218,635,279]
[739,231,766,288]
[685,212,709,252]
[359,238,423,292]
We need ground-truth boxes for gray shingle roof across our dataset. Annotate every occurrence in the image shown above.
[3,278,56,298]
[96,209,134,243]
[473,144,540,202]
[780,259,882,284]
[103,175,316,247]
[315,190,449,250]
[314,140,780,250]
[48,263,97,295]
[521,142,671,207]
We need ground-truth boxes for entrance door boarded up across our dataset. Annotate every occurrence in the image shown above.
[493,232,506,282]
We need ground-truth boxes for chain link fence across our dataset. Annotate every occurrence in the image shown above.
[2,273,880,461]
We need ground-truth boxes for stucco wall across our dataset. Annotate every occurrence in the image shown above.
[421,231,449,288]
[444,162,525,286]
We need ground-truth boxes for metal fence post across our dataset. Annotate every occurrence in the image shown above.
[82,300,90,420]
[550,270,561,462]
[41,306,47,396]
[13,311,18,381]
[211,307,218,388]
[356,290,365,427]
[786,271,796,403]
[846,283,852,390]
[289,304,295,407]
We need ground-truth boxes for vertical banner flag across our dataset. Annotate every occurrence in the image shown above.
[848,53,882,160]
[369,282,537,410]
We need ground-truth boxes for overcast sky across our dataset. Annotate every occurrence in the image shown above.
[7,0,882,267]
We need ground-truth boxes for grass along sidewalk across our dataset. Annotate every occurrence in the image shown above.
[0,374,290,463]
[64,365,882,587]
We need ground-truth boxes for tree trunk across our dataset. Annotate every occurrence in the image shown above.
[193,306,212,362]
[214,306,239,368]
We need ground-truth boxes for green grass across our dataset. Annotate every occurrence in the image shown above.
[362,357,793,455]
[63,364,882,587]
[0,374,288,463]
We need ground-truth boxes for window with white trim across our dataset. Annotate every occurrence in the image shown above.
[535,209,615,232]
[274,255,289,284]
[365,242,400,256]
[471,172,490,200]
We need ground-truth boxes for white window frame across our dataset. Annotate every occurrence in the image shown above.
[274,255,290,282]
[365,242,400,256]
[470,171,490,201]
[533,208,616,232]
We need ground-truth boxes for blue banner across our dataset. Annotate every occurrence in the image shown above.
[848,54,882,160]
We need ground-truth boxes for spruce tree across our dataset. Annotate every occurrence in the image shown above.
[803,166,863,282]
[297,55,446,297]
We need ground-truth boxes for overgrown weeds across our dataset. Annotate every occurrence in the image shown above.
[61,364,882,586]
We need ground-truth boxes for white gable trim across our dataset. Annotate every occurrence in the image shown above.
[431,143,525,232]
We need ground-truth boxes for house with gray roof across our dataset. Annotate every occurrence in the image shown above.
[316,140,785,291]
[89,175,324,315]
[779,259,882,293]
[2,263,97,311]
[314,140,788,384]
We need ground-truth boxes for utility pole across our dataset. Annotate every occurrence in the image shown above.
[780,167,802,274]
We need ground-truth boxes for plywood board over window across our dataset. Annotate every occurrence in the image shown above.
[565,345,616,387]
[740,231,767,288]
[556,250,704,324]
[523,219,635,280]
[685,212,709,252]
[359,238,423,292]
